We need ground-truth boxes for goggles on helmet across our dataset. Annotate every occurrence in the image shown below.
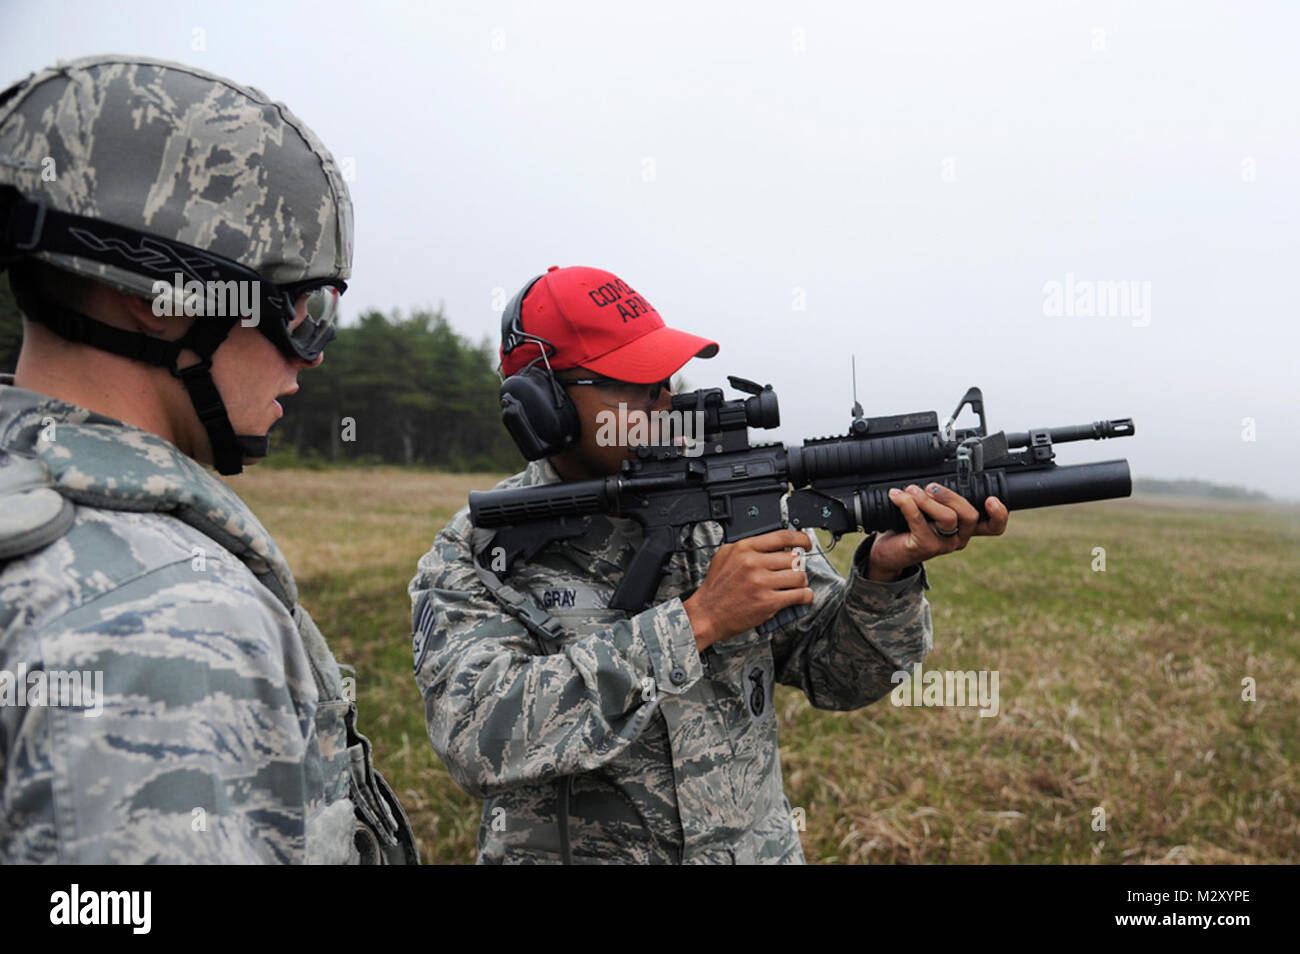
[269,280,345,362]
[0,185,345,362]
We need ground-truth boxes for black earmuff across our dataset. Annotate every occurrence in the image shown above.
[499,274,581,460]
[500,364,581,461]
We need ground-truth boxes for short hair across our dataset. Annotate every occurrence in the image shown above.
[11,258,99,316]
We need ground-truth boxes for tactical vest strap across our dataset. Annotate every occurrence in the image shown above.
[344,701,420,865]
[468,527,565,644]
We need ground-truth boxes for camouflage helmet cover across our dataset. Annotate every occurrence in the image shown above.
[0,53,353,297]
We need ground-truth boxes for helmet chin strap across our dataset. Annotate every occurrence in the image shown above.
[237,435,271,459]
[9,269,268,475]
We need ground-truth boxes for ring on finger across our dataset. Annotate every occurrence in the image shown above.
[931,521,959,538]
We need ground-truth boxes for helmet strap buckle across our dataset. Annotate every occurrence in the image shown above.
[171,354,213,382]
[0,187,47,254]
[12,195,47,251]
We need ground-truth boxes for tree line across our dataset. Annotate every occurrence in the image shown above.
[1133,478,1272,502]
[0,278,524,472]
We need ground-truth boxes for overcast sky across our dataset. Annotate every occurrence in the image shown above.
[4,0,1296,498]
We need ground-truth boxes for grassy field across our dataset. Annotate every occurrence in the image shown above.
[230,468,1300,864]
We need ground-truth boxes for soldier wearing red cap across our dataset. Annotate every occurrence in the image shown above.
[410,266,1008,864]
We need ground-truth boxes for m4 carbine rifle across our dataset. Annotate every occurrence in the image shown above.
[469,377,1135,633]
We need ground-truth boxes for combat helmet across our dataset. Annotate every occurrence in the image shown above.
[0,54,352,474]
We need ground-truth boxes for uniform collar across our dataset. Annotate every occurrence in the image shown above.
[0,382,298,608]
[526,457,562,487]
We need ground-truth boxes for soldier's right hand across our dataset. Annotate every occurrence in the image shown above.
[682,529,814,651]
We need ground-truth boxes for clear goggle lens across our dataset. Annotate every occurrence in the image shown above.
[290,285,342,358]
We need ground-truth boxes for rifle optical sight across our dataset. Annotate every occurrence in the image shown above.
[670,376,780,450]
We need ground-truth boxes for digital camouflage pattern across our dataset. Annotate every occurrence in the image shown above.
[0,383,409,863]
[411,457,933,864]
[0,54,353,297]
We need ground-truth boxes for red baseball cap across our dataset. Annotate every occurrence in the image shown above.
[500,265,719,381]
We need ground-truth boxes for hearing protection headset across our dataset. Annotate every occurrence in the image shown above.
[498,275,582,460]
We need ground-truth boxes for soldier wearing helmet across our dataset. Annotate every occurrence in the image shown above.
[0,56,416,863]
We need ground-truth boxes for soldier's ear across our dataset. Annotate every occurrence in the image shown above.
[117,287,192,340]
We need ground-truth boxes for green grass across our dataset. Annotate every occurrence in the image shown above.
[227,469,1300,864]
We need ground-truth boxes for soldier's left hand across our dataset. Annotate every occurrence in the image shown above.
[866,483,1009,581]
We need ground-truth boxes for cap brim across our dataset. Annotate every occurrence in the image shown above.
[579,326,719,382]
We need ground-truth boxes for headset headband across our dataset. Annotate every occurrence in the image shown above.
[500,274,544,356]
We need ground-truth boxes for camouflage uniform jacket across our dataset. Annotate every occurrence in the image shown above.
[0,383,414,863]
[410,457,933,864]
